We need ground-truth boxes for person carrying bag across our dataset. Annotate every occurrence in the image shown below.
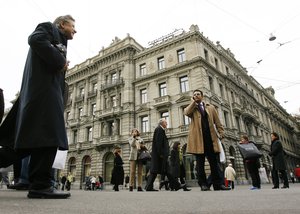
[239,135,262,190]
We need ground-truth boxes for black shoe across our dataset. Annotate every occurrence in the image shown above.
[129,186,133,192]
[165,182,170,190]
[281,186,289,189]
[159,181,166,190]
[200,185,211,191]
[214,185,230,191]
[272,186,279,189]
[146,188,158,191]
[12,183,30,190]
[27,187,71,199]
[183,186,191,191]
[137,187,143,192]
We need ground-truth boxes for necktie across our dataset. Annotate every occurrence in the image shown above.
[198,103,205,116]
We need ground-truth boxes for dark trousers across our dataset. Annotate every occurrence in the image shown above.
[272,168,289,187]
[0,146,57,190]
[227,180,234,189]
[196,152,221,188]
[246,161,261,188]
[145,170,180,190]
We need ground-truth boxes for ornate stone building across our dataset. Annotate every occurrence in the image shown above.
[63,25,300,189]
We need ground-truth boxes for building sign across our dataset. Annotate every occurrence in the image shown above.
[148,28,184,47]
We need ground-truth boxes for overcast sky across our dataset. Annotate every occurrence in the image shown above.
[1,0,299,114]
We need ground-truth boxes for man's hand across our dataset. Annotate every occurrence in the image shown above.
[62,60,70,72]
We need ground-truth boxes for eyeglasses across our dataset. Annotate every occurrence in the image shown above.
[193,93,201,96]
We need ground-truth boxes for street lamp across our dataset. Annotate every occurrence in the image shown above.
[269,33,276,41]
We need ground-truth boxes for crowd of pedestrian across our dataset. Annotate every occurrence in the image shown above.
[0,12,298,199]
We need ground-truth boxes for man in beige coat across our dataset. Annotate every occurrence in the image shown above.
[184,89,229,191]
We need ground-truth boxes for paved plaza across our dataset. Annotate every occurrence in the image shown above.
[1,183,300,214]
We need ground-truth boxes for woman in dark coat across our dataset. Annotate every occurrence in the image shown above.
[170,142,191,191]
[269,132,289,189]
[111,146,124,191]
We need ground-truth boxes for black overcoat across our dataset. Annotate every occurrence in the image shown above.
[269,139,287,170]
[110,154,124,185]
[150,125,169,174]
[0,22,68,150]
[170,148,180,178]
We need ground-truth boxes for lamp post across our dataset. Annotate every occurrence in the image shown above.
[269,33,276,41]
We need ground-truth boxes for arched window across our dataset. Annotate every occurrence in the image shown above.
[69,157,76,181]
[229,146,236,168]
[104,153,114,182]
[82,156,91,182]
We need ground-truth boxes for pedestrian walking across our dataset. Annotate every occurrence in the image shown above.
[224,163,236,190]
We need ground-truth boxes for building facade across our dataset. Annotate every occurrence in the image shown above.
[63,25,300,189]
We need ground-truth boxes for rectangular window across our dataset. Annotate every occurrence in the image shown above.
[78,108,83,118]
[161,111,170,128]
[104,97,107,109]
[209,76,214,92]
[223,111,229,127]
[111,96,117,107]
[87,127,93,142]
[158,57,165,70]
[225,66,229,73]
[159,82,167,96]
[91,103,96,116]
[235,116,240,132]
[108,121,114,136]
[214,57,219,70]
[66,111,70,121]
[111,73,117,83]
[80,88,85,97]
[182,107,190,125]
[204,49,208,61]
[180,76,189,93]
[73,130,78,144]
[219,83,224,97]
[231,91,235,103]
[141,116,149,132]
[140,88,147,104]
[93,83,97,93]
[177,49,186,63]
[140,63,146,76]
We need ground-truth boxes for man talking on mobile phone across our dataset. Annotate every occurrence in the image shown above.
[184,89,230,191]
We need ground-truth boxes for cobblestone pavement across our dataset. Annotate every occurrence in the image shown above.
[1,183,300,214]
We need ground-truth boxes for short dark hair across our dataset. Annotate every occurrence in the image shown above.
[271,132,279,139]
[241,135,249,141]
[193,89,203,96]
[172,142,180,150]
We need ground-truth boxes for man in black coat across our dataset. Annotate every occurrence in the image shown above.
[0,15,76,199]
[145,118,184,191]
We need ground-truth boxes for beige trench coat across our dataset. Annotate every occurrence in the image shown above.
[184,101,224,154]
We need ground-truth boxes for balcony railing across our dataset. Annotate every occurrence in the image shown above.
[101,78,124,90]
[75,95,84,102]
[153,95,171,108]
[87,90,97,98]
[232,102,242,113]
